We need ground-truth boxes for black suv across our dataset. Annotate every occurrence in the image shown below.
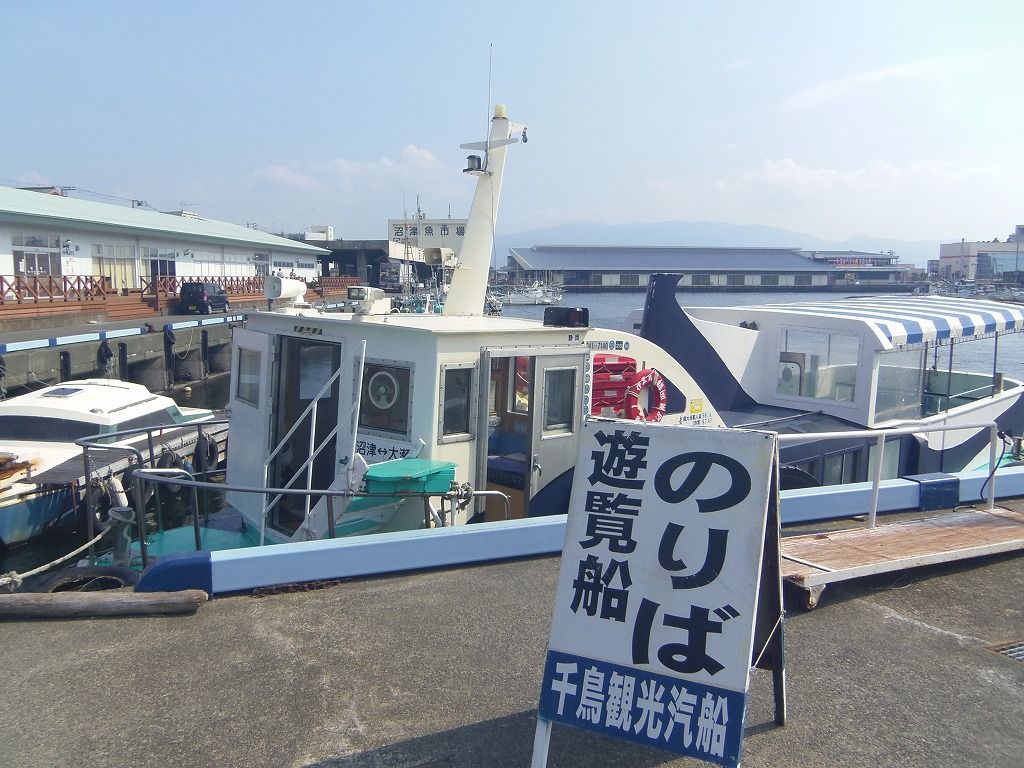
[179,282,230,314]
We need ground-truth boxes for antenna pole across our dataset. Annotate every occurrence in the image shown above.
[486,44,493,139]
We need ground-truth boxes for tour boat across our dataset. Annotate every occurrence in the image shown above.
[636,273,1024,486]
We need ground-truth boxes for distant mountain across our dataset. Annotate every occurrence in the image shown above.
[495,221,940,266]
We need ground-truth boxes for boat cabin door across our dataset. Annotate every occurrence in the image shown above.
[480,350,584,520]
[267,335,342,535]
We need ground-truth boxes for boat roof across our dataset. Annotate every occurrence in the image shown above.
[252,308,569,335]
[690,295,1024,350]
[0,379,173,424]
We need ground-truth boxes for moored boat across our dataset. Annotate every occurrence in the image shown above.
[637,273,1024,486]
[82,105,726,572]
[0,379,215,547]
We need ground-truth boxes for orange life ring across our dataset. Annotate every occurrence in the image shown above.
[625,369,668,422]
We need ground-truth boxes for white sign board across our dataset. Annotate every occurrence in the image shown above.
[536,421,777,766]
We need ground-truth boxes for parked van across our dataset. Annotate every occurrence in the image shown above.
[179,282,230,314]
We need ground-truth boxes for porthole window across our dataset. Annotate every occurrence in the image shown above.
[359,362,412,437]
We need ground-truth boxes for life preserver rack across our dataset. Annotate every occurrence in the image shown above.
[624,368,668,422]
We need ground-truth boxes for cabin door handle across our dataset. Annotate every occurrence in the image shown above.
[532,454,542,477]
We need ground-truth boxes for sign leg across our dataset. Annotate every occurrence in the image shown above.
[530,716,552,768]
[773,664,787,726]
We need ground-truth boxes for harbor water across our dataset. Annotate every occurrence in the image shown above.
[4,290,1021,576]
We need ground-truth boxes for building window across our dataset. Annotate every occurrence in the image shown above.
[795,274,812,286]
[727,274,745,287]
[692,273,712,286]
[760,274,779,286]
[12,232,62,277]
[619,273,640,286]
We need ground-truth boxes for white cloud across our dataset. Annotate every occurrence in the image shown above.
[781,60,943,111]
[257,165,322,191]
[712,157,1018,239]
[636,157,1019,242]
[16,171,51,186]
[401,144,442,170]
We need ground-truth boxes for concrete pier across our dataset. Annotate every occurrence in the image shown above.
[0,314,241,396]
[0,549,1021,767]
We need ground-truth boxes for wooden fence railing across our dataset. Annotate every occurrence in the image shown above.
[140,275,270,296]
[0,275,113,304]
[1,274,363,307]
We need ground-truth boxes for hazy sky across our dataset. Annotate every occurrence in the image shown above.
[2,1,1021,244]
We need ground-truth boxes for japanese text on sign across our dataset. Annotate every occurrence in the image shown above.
[538,422,776,766]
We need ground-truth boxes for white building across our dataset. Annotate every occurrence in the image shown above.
[938,228,1024,281]
[0,186,327,290]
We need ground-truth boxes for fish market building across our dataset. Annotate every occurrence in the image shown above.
[504,245,912,292]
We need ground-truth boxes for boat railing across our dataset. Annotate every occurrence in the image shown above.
[260,364,346,538]
[75,418,229,568]
[93,468,511,564]
[777,420,999,529]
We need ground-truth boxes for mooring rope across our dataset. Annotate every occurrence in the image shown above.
[0,527,112,593]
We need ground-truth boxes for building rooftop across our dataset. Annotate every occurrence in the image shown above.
[0,186,327,255]
[510,245,832,272]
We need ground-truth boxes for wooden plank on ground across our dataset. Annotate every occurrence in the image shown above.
[781,506,1024,587]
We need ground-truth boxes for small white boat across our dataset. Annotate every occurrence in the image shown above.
[0,379,214,547]
[493,281,563,305]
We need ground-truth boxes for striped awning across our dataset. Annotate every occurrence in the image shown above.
[750,295,1024,349]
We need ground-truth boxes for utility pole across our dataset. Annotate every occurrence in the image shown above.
[1016,225,1023,285]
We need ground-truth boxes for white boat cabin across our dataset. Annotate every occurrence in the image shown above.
[224,301,720,542]
[682,295,1024,430]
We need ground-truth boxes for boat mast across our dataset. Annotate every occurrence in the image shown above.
[442,104,526,316]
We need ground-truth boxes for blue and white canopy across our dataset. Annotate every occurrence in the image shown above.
[746,295,1024,349]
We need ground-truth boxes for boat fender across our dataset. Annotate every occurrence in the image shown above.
[97,340,114,375]
[624,368,668,422]
[193,433,219,473]
[28,565,140,593]
[121,465,155,507]
[157,451,186,494]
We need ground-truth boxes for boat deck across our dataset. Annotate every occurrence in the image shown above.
[29,421,229,486]
[781,502,1024,607]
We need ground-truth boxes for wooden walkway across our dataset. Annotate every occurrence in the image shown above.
[781,501,1024,607]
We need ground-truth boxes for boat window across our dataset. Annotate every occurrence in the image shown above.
[115,408,185,437]
[777,329,859,402]
[543,367,576,435]
[510,356,531,414]
[360,362,412,437]
[868,439,901,481]
[0,415,107,442]
[236,347,261,405]
[822,449,860,486]
[439,364,475,441]
[874,347,925,422]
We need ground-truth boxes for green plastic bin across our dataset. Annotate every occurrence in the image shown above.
[363,458,457,494]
